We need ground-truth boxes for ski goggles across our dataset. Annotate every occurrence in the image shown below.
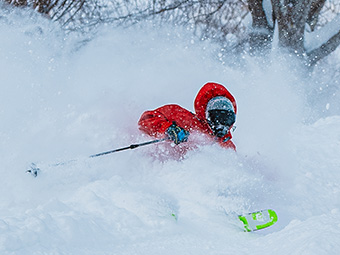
[207,109,236,137]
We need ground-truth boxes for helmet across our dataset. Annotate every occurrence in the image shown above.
[206,96,236,137]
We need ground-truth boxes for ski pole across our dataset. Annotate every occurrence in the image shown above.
[26,138,168,177]
[89,138,168,157]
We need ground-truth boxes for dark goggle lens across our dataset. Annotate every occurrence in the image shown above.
[207,110,235,128]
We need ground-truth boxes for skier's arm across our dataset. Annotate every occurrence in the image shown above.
[138,107,173,137]
[138,105,190,144]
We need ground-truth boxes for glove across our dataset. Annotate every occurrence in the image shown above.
[166,122,189,145]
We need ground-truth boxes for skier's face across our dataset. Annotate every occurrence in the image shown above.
[207,109,235,138]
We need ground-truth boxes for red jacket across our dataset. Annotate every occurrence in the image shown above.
[138,82,237,150]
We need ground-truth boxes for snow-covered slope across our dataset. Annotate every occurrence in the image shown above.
[1,7,340,255]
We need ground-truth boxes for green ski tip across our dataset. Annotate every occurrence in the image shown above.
[238,209,278,232]
[171,213,177,221]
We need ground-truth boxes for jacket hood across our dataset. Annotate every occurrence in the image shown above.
[194,82,237,122]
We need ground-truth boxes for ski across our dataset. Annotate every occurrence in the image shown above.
[238,209,278,232]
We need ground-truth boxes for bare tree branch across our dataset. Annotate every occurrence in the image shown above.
[307,29,340,66]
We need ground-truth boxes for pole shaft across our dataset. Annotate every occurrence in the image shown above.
[27,138,168,177]
[89,138,167,158]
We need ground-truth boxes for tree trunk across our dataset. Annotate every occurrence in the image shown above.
[306,0,326,31]
[272,0,311,56]
[248,0,274,54]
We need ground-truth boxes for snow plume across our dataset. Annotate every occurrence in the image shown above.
[1,6,340,255]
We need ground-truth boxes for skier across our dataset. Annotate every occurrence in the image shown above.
[138,82,237,157]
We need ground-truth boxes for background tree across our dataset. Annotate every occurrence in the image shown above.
[3,0,340,67]
[248,0,340,66]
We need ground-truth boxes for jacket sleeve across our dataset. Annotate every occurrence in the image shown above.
[138,106,174,137]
